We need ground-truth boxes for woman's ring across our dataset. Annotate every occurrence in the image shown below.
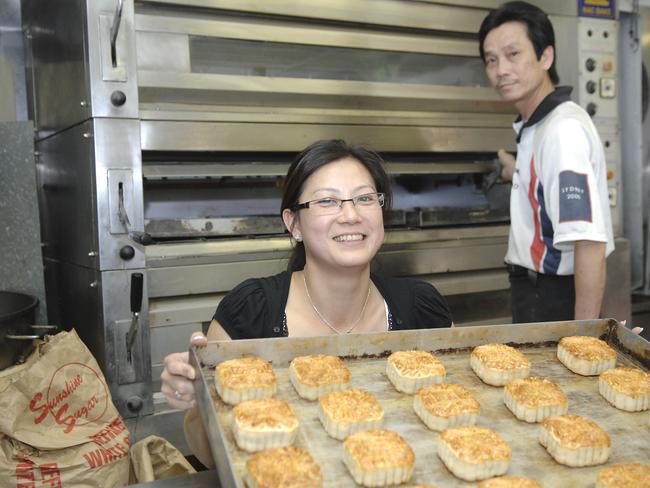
[174,390,182,400]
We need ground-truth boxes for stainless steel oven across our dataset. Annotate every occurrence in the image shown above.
[22,0,626,417]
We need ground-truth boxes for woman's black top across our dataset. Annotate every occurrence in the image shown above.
[212,271,452,340]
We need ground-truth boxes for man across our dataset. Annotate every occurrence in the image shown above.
[479,1,614,322]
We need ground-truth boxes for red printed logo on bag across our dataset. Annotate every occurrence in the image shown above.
[28,362,109,434]
[16,461,62,488]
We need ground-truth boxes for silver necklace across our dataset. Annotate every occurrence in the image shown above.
[303,273,371,335]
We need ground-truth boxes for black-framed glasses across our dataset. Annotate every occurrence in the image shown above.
[291,192,385,216]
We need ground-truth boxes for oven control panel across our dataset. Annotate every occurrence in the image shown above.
[576,16,621,235]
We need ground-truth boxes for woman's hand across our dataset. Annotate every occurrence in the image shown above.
[160,332,208,409]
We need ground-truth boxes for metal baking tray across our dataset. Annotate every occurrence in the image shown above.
[189,319,650,488]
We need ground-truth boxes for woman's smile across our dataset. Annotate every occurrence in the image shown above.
[333,233,365,242]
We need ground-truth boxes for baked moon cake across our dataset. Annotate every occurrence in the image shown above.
[596,463,650,488]
[503,376,568,423]
[470,344,530,386]
[215,357,276,405]
[557,336,616,376]
[598,366,650,412]
[478,476,542,488]
[413,383,480,431]
[539,414,610,467]
[318,389,384,440]
[437,426,511,482]
[289,354,351,401]
[386,350,446,394]
[244,446,323,488]
[343,429,415,487]
[232,398,299,452]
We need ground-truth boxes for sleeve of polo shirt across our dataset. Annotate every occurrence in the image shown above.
[537,117,609,252]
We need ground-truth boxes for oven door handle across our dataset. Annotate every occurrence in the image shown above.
[110,0,124,68]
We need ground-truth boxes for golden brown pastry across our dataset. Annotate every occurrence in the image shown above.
[343,429,415,487]
[504,376,568,422]
[386,350,446,394]
[470,344,530,386]
[215,356,276,405]
[478,476,542,488]
[539,414,610,467]
[232,398,299,452]
[413,383,480,431]
[557,336,616,376]
[318,389,383,440]
[437,426,511,481]
[599,366,650,412]
[289,354,351,400]
[596,463,650,488]
[244,446,322,488]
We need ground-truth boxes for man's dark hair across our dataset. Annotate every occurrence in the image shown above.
[478,1,559,85]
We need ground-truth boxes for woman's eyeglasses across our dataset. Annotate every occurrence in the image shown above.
[291,192,385,216]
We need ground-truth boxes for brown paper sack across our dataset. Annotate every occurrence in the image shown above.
[129,435,195,484]
[0,330,130,487]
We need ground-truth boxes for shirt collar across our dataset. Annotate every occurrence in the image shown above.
[514,86,573,143]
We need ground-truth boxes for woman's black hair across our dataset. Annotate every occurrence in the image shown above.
[281,139,393,272]
[478,1,559,85]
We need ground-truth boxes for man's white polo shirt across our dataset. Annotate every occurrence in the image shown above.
[505,89,614,276]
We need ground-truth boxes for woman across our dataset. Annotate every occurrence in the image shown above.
[160,139,452,467]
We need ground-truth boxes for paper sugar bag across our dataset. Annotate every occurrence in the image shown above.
[0,330,130,487]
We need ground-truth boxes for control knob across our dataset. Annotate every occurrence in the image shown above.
[586,103,597,117]
[126,395,144,413]
[585,58,596,72]
[110,90,127,106]
[586,80,596,94]
[119,245,135,260]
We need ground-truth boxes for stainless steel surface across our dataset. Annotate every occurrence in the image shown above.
[36,119,146,272]
[93,118,145,271]
[141,122,515,153]
[135,12,478,57]
[32,117,147,418]
[143,161,496,179]
[21,0,90,137]
[88,0,139,118]
[619,11,644,290]
[138,74,505,109]
[103,268,153,415]
[145,231,508,298]
[140,105,516,126]
[419,0,578,16]
[144,226,510,267]
[36,122,99,268]
[141,0,489,34]
[192,320,650,487]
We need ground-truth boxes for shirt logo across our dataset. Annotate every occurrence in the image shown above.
[559,171,592,222]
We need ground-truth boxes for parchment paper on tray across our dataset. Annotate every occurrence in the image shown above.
[191,319,650,488]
